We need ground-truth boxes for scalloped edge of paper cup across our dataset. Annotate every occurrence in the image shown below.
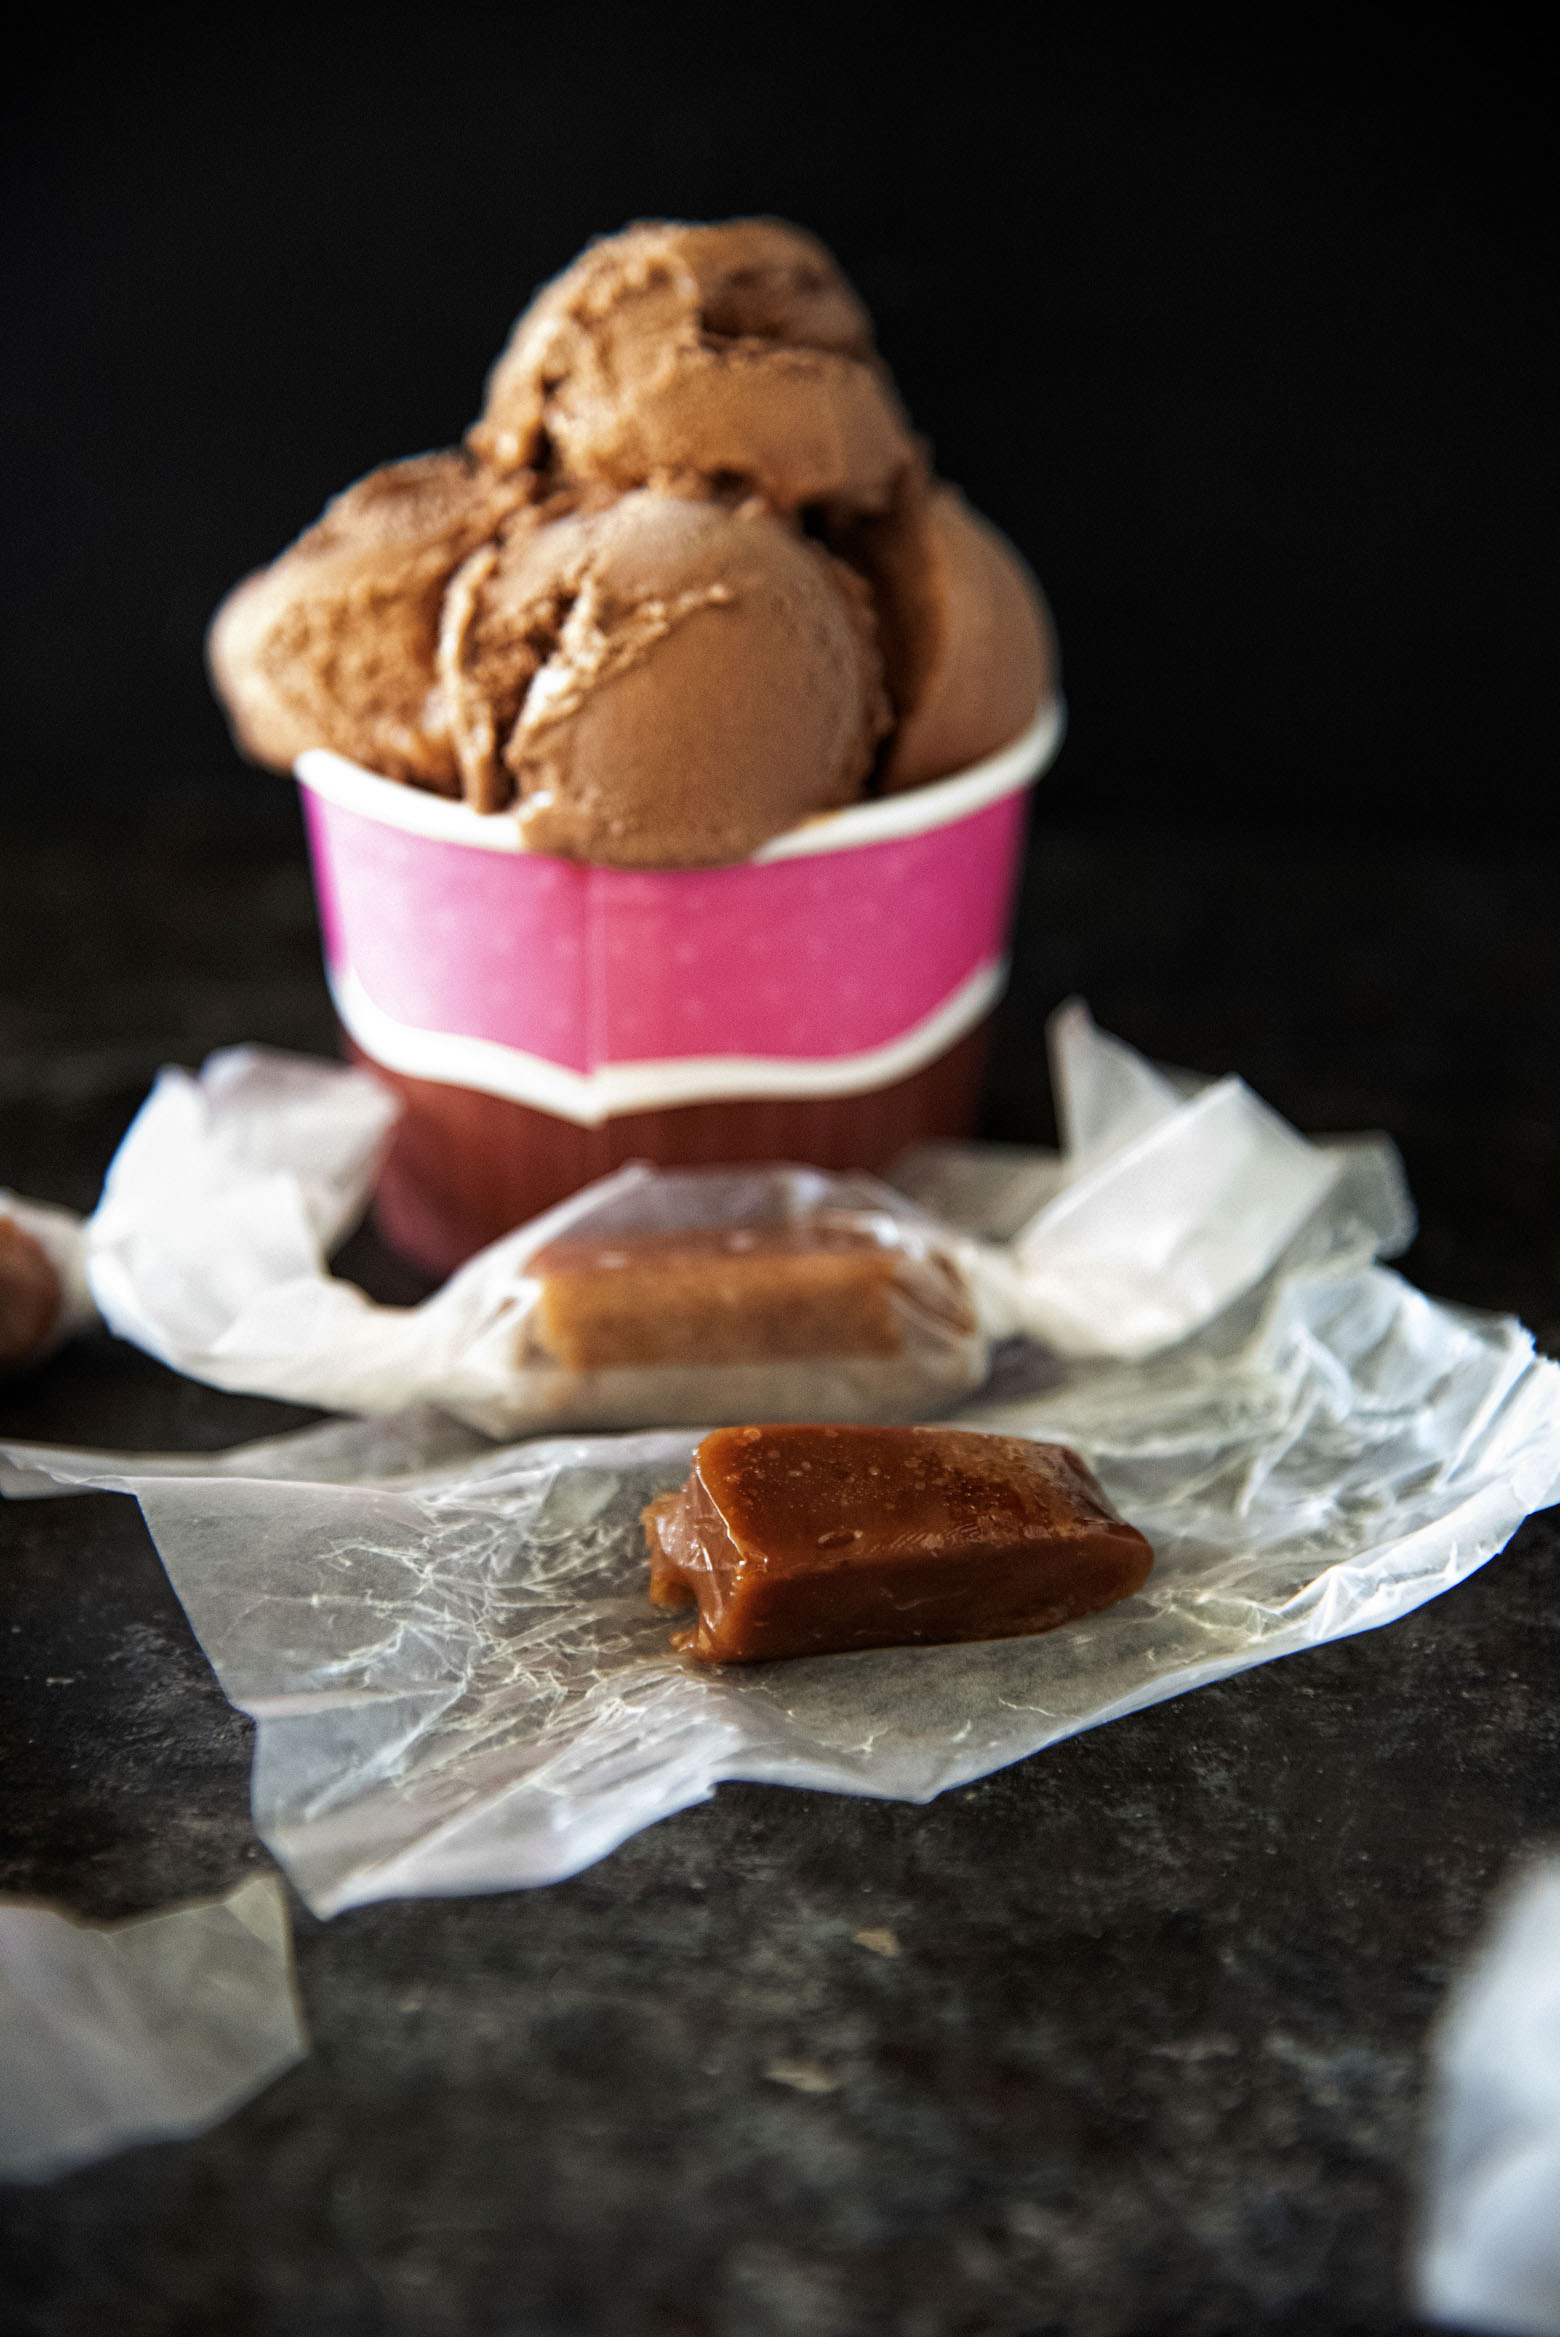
[297,701,1062,1124]
[294,698,1063,861]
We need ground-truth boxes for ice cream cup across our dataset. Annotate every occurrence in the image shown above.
[296,700,1064,1275]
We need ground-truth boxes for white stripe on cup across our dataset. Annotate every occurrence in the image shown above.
[329,957,1008,1127]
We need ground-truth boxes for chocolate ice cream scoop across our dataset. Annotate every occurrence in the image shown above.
[207,452,530,789]
[829,475,1059,792]
[438,489,890,861]
[469,219,916,515]
[206,217,1059,876]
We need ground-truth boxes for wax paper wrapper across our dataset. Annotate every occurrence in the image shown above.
[1416,1863,1560,2334]
[898,999,1379,1354]
[86,1060,986,1431]
[57,1001,1351,1426]
[4,1219,1558,1915]
[0,1874,306,2182]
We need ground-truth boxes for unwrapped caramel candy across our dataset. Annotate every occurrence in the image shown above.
[0,1217,63,1376]
[524,1223,974,1372]
[642,1424,1153,1664]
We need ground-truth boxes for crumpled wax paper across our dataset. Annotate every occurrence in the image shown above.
[1416,1863,1560,2335]
[4,1194,1557,1913]
[4,1010,1556,1912]
[45,999,1359,1424]
[901,999,1375,1356]
[0,1873,307,2182]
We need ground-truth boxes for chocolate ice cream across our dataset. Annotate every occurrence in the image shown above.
[209,216,1059,865]
[438,489,888,860]
[830,474,1059,793]
[469,219,915,514]
[208,453,529,789]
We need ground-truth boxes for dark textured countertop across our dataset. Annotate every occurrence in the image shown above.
[2,786,1556,2336]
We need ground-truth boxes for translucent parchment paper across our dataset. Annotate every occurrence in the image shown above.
[1416,1862,1560,2335]
[901,1000,1370,1355]
[6,1226,1557,1915]
[0,1874,306,2182]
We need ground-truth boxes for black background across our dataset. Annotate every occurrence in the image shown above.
[3,10,1552,837]
[5,24,1560,2330]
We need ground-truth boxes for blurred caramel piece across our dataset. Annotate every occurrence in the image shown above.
[526,1224,971,1372]
[0,1218,62,1375]
[642,1423,1154,1664]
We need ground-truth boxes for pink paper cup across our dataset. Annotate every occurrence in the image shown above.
[297,702,1064,1275]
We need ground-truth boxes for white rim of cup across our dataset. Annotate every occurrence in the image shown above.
[293,697,1066,862]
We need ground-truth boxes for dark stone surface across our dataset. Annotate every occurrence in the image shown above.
[3,791,1555,2334]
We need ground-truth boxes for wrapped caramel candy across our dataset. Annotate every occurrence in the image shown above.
[483,1165,987,1435]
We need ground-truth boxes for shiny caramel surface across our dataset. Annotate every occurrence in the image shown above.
[705,1424,1125,1563]
[643,1424,1153,1664]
